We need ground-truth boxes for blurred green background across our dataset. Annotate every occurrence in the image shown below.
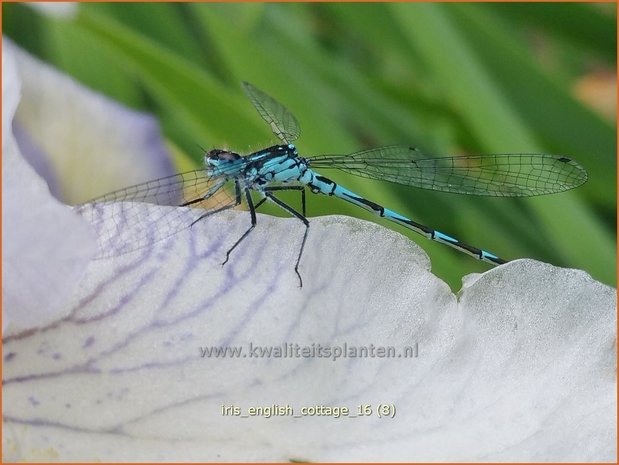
[4,2,616,290]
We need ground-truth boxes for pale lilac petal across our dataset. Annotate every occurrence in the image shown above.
[2,211,615,461]
[8,40,174,205]
[2,40,97,333]
[2,38,20,143]
[12,121,62,198]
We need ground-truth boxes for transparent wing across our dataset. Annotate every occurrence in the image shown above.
[74,170,238,258]
[309,145,588,197]
[242,81,300,144]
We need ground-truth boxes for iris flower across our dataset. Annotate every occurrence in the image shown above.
[3,40,616,462]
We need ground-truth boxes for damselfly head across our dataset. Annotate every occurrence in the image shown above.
[205,149,241,167]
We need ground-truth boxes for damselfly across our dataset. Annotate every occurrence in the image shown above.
[76,82,587,286]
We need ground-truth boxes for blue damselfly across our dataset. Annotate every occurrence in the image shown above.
[77,82,587,286]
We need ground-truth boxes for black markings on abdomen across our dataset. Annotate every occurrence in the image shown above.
[342,193,385,217]
[315,175,337,195]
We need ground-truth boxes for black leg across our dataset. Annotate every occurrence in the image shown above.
[181,197,208,208]
[254,197,268,210]
[263,189,309,288]
[258,185,306,216]
[222,186,258,266]
[181,179,227,208]
[181,182,308,285]
[188,180,242,228]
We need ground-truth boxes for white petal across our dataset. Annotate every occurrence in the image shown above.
[8,40,175,204]
[2,37,20,148]
[2,40,97,333]
[2,212,615,461]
